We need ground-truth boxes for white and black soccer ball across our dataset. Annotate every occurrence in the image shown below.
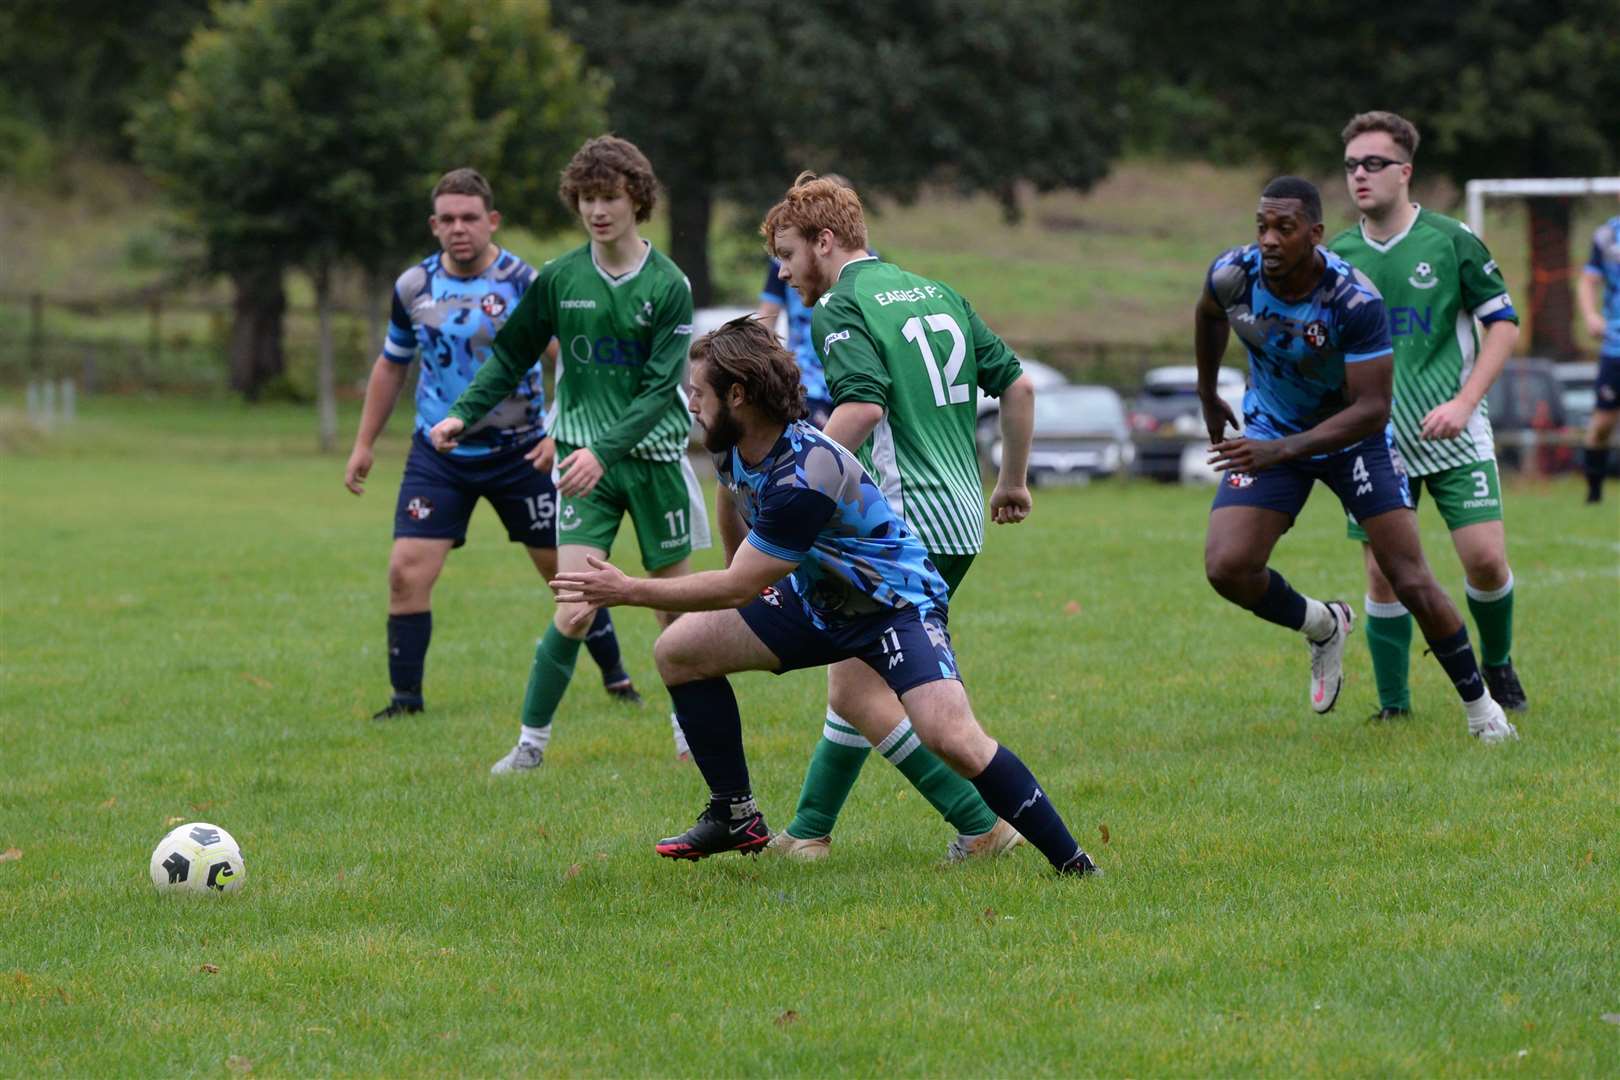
[149,822,245,894]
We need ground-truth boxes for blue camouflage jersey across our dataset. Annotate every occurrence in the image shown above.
[761,259,828,402]
[716,421,948,627]
[1207,244,1393,450]
[1586,215,1620,357]
[384,249,543,458]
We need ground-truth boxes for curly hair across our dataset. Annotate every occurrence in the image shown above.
[761,171,867,256]
[690,316,806,426]
[559,135,659,222]
[1341,111,1420,159]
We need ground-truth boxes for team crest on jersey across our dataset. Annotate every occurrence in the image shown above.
[1408,261,1439,290]
[406,496,434,521]
[1225,471,1254,489]
[758,586,782,607]
[559,504,580,532]
[1303,320,1328,349]
[480,293,506,318]
[635,300,654,327]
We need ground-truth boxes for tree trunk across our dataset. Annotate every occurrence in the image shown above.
[668,184,713,307]
[1526,197,1577,359]
[227,265,286,400]
[314,264,338,453]
[365,265,388,361]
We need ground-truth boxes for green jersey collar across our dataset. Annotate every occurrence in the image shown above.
[1359,204,1422,253]
[835,254,879,280]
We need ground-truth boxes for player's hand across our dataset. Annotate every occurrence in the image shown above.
[525,435,556,474]
[1200,393,1241,445]
[1420,399,1472,441]
[989,481,1032,524]
[557,447,605,497]
[551,555,632,613]
[1586,311,1608,340]
[428,417,465,453]
[1209,436,1286,473]
[343,445,373,495]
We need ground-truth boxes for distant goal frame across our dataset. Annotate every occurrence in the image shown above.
[1464,176,1620,238]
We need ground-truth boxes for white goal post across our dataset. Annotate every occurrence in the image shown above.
[1465,176,1620,238]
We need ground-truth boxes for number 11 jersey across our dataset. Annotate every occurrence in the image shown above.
[811,256,1023,555]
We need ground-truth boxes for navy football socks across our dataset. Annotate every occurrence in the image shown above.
[386,611,431,706]
[668,678,752,799]
[969,745,1083,870]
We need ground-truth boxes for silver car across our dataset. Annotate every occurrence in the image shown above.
[986,384,1135,483]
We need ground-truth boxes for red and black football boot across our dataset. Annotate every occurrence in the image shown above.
[655,804,770,860]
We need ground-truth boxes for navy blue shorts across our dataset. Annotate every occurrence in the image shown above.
[1596,354,1620,413]
[1210,430,1413,523]
[738,584,959,696]
[394,431,558,548]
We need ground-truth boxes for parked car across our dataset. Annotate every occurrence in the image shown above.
[984,383,1134,483]
[974,356,1068,458]
[1129,365,1246,481]
[1555,361,1598,430]
[1485,358,1579,472]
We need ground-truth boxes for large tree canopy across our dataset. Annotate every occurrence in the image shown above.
[554,0,1129,304]
[131,0,606,411]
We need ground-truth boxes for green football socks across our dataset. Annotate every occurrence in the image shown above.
[785,710,998,840]
[785,712,871,840]
[876,717,997,836]
[1363,596,1413,713]
[519,624,583,735]
[1465,573,1515,668]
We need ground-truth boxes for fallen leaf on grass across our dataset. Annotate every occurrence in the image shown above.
[306,1026,333,1035]
[564,863,582,880]
[226,1055,252,1073]
[0,848,21,863]
[240,673,272,689]
[199,964,220,975]
[56,987,70,1005]
[1098,823,1110,845]
[980,907,997,923]
[99,798,116,810]
[190,801,213,813]
[1062,600,1082,616]
[594,852,609,861]
[774,1010,798,1027]
[164,816,185,827]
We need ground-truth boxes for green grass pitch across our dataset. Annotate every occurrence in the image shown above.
[2,397,1617,1075]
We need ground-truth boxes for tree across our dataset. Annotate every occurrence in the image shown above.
[1117,0,1620,357]
[554,0,1129,305]
[134,0,606,433]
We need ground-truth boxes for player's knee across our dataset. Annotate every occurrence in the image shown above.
[653,629,701,686]
[1204,547,1253,595]
[387,558,429,602]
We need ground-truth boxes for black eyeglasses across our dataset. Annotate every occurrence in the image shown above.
[1344,155,1408,174]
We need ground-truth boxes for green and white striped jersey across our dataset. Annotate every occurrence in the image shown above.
[1328,207,1519,475]
[811,257,1023,555]
[449,241,693,465]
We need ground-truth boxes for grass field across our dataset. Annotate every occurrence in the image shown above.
[2,397,1618,1076]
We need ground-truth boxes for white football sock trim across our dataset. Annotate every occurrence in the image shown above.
[1364,596,1410,619]
[1465,572,1514,604]
[874,716,914,756]
[519,724,551,752]
[821,709,872,749]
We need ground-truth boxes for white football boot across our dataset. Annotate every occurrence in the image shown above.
[1308,601,1355,714]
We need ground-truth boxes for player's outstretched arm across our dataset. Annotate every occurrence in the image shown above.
[1578,270,1606,340]
[551,543,796,614]
[990,373,1034,525]
[822,401,883,453]
[346,354,410,493]
[1194,288,1238,444]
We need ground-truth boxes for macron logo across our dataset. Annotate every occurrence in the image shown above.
[823,330,850,355]
[559,299,596,310]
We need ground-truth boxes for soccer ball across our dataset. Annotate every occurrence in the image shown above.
[149,822,245,894]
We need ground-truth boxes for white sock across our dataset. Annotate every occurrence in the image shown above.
[1301,598,1336,641]
[519,724,551,752]
[1464,693,1498,722]
[670,712,690,755]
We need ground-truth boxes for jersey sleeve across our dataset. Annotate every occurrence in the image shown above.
[382,288,417,365]
[448,265,555,426]
[813,289,889,407]
[1341,292,1394,363]
[1455,229,1519,325]
[959,293,1023,396]
[745,486,836,563]
[1587,234,1606,275]
[587,272,695,469]
[760,262,787,306]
